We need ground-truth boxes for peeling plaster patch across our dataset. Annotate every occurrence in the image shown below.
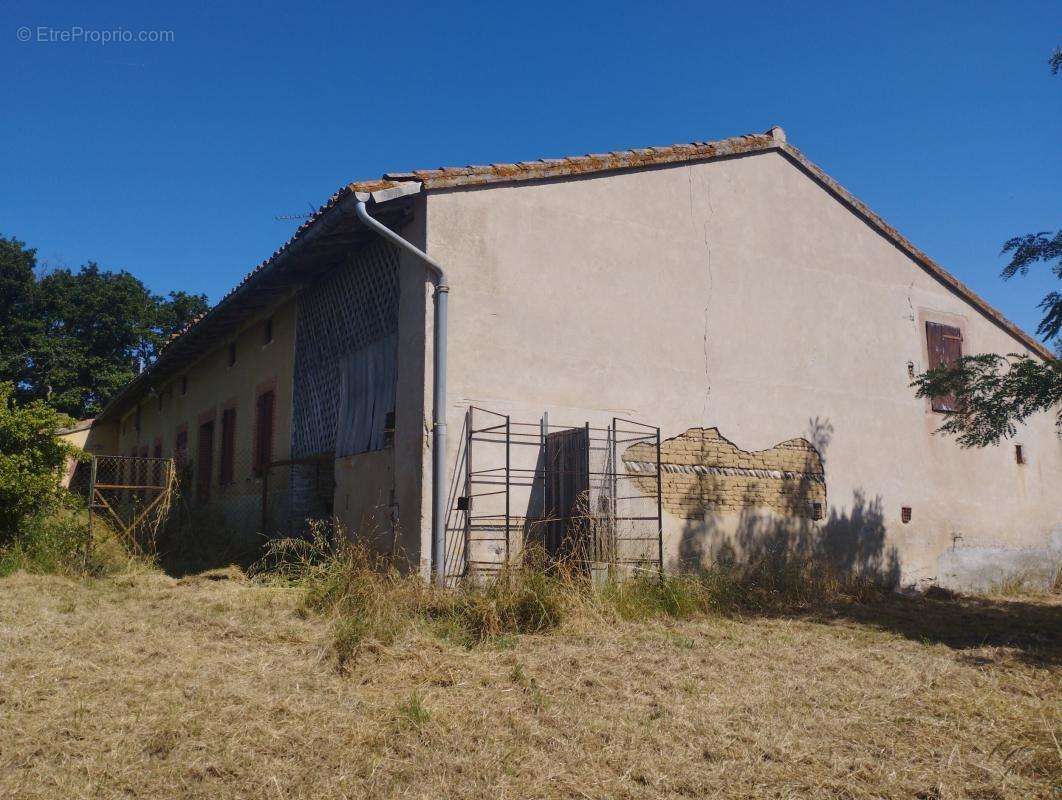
[936,528,1062,593]
[623,427,826,519]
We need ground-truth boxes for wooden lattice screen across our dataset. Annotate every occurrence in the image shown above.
[291,239,400,458]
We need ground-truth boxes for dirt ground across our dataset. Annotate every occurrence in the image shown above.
[0,571,1058,799]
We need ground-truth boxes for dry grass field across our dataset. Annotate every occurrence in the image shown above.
[0,568,1059,800]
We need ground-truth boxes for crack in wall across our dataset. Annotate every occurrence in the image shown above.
[688,167,713,423]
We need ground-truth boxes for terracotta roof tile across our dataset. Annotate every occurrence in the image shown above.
[104,126,1052,419]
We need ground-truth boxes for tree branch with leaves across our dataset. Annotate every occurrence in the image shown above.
[912,49,1060,447]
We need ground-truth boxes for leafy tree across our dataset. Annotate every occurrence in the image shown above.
[0,235,209,419]
[912,52,1060,447]
[0,382,80,544]
[152,290,211,359]
[0,236,38,385]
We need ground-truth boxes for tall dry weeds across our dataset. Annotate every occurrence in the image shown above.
[257,520,895,667]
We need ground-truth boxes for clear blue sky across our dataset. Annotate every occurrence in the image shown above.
[3,1,1059,343]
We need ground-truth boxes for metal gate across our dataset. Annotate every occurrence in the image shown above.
[86,454,177,557]
[447,407,663,581]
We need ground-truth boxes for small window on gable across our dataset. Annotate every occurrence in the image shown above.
[180,376,188,396]
[264,317,274,345]
[925,322,963,412]
[228,342,237,367]
[1015,444,1025,465]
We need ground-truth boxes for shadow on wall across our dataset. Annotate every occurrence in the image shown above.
[678,488,902,589]
[655,417,901,588]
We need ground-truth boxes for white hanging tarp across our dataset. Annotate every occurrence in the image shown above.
[335,334,397,457]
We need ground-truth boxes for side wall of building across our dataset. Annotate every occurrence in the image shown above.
[115,299,297,538]
[58,419,118,489]
[322,210,428,571]
[420,150,1062,589]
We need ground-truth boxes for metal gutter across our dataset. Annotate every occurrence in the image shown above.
[354,200,450,587]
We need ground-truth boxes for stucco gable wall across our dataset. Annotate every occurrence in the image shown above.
[423,150,1061,588]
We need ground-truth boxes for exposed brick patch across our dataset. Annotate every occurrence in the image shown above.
[623,428,826,519]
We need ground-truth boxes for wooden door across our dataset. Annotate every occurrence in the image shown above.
[543,427,590,560]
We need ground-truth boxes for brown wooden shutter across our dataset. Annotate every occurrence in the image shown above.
[926,321,962,412]
[220,408,236,486]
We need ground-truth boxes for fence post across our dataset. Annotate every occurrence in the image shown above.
[85,455,98,567]
[656,426,664,578]
[260,463,270,536]
[463,407,472,579]
[504,414,511,566]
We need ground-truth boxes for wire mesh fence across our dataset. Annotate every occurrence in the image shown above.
[78,447,336,570]
[85,455,177,557]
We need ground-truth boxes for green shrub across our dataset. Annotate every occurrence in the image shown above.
[598,572,714,620]
[0,382,81,544]
[0,511,86,577]
[0,508,153,578]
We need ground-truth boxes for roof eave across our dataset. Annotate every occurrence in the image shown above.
[775,143,1054,361]
[97,126,1052,424]
[96,182,422,423]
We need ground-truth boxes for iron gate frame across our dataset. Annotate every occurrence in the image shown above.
[85,454,177,559]
[447,406,663,580]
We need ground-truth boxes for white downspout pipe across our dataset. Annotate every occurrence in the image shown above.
[355,200,449,586]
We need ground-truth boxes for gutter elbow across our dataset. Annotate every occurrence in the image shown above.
[354,200,447,286]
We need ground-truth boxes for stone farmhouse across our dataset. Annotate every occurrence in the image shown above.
[82,127,1060,590]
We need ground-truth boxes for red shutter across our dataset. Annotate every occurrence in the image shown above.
[220,408,236,486]
[254,390,275,474]
[926,322,962,412]
[197,421,214,504]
